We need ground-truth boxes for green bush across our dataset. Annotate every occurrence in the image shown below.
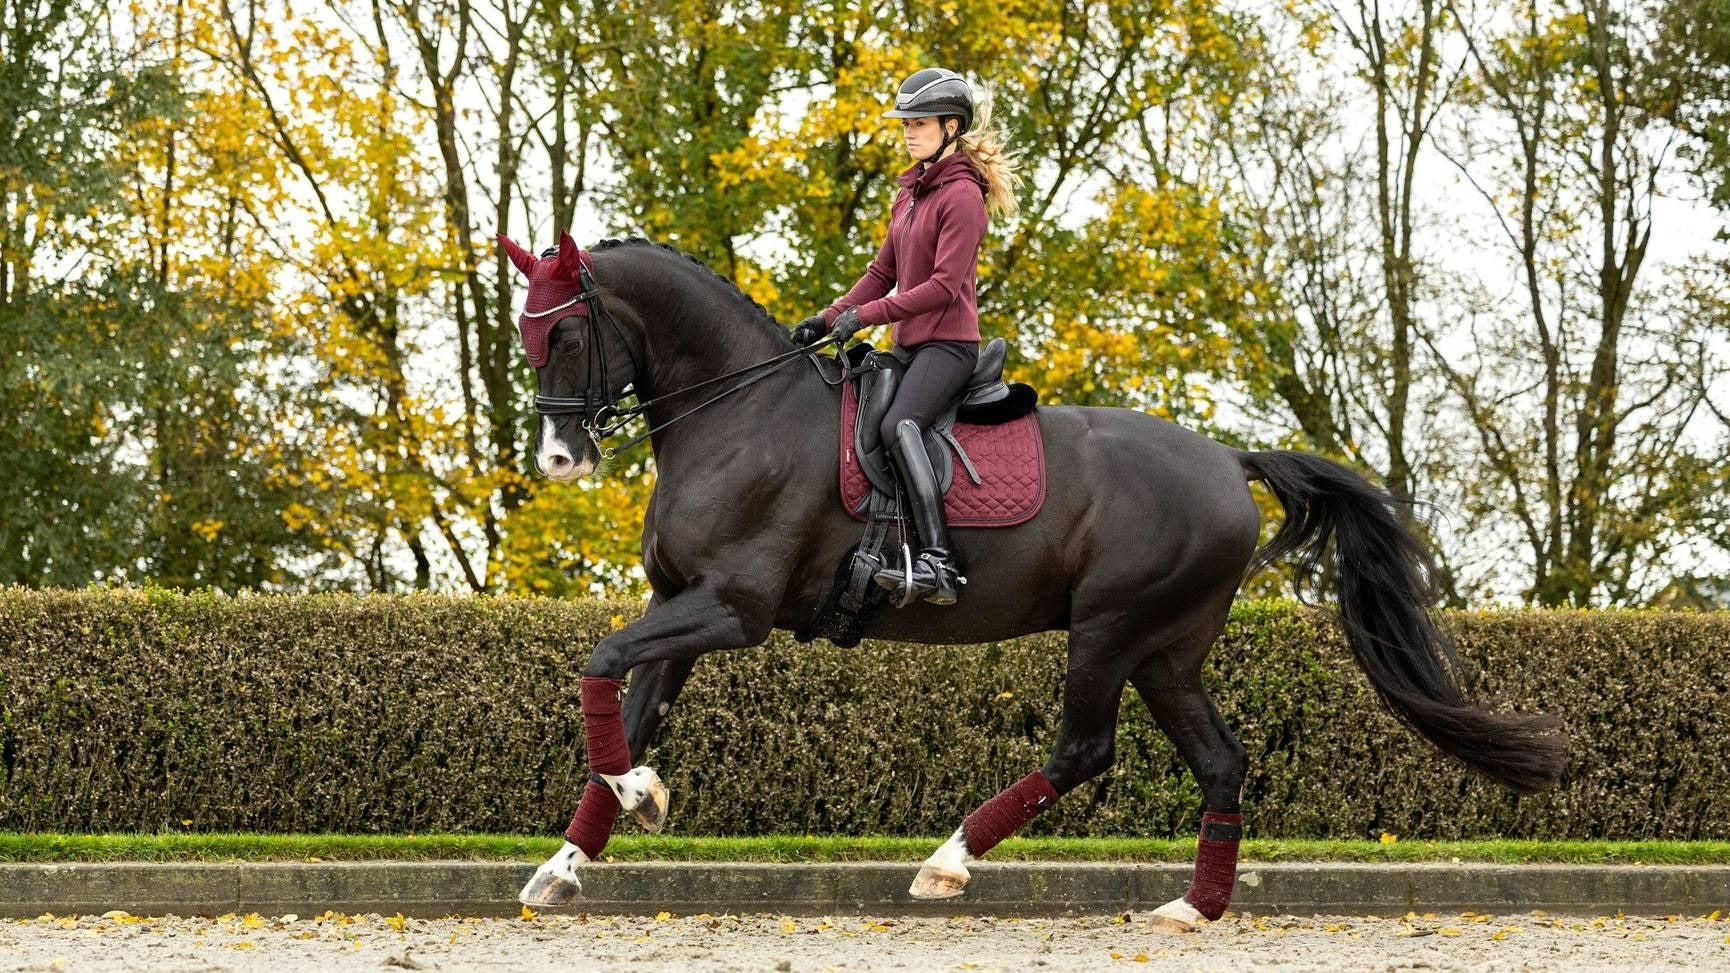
[1,588,1724,839]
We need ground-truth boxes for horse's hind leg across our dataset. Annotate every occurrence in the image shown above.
[909,621,1135,899]
[1128,618,1249,932]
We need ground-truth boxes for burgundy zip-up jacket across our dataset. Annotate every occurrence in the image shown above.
[823,151,989,347]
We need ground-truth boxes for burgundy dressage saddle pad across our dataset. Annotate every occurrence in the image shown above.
[838,378,1046,527]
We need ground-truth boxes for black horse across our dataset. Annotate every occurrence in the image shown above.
[503,234,1564,930]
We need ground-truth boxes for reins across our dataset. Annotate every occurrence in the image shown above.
[532,265,841,458]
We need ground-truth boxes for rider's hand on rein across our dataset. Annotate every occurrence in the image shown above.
[830,306,863,343]
[789,314,828,346]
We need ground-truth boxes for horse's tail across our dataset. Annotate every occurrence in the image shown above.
[1237,449,1566,794]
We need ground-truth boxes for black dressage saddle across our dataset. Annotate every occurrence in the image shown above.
[849,336,1038,502]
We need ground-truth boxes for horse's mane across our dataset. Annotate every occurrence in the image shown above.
[592,237,791,345]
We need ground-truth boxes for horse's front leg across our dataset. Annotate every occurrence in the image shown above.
[520,587,773,907]
[602,656,699,831]
[622,657,699,763]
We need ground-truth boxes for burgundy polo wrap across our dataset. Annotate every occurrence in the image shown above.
[498,230,595,368]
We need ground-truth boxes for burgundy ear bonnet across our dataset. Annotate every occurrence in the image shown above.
[498,230,595,368]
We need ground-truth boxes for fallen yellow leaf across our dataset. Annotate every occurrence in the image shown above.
[520,905,537,921]
[387,913,406,932]
[1380,833,1398,845]
[656,911,672,921]
[780,918,796,934]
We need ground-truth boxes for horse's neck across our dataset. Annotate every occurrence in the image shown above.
[642,349,832,466]
[639,317,785,399]
[621,272,829,455]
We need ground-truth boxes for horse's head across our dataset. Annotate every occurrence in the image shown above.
[499,230,642,481]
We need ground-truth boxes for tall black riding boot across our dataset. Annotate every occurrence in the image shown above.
[874,419,962,606]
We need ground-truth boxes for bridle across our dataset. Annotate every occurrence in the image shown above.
[532,263,840,461]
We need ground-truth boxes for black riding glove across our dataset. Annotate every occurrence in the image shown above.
[789,314,828,346]
[830,306,864,343]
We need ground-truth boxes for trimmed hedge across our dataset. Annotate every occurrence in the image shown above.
[0,588,1725,839]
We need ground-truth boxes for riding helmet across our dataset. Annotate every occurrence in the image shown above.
[883,68,974,135]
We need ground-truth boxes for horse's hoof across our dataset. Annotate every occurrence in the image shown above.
[1147,914,1196,934]
[1147,897,1204,934]
[518,870,581,907]
[908,864,969,900]
[630,772,670,833]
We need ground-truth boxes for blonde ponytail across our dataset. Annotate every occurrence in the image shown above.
[958,83,1022,220]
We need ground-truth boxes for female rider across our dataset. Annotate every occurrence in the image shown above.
[790,67,1020,607]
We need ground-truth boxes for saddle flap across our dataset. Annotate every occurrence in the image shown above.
[839,377,1045,529]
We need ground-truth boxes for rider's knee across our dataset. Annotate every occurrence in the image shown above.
[879,413,908,448]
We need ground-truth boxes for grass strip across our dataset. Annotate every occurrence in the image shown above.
[1,833,1727,866]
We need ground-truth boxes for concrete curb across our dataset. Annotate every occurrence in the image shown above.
[2,862,1726,919]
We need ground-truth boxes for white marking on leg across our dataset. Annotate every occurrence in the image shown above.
[909,826,974,899]
[924,827,974,874]
[599,766,658,812]
[1150,896,1205,929]
[520,839,590,902]
[542,840,590,883]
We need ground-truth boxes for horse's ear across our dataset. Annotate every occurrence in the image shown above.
[556,230,586,281]
[497,234,537,278]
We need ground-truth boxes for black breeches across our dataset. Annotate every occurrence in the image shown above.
[880,340,979,446]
